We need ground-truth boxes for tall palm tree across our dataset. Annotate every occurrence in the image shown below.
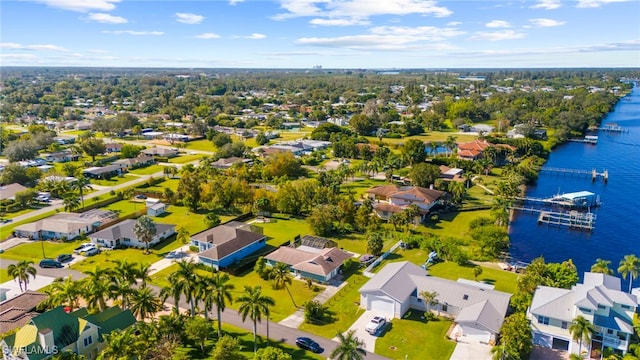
[112,259,139,286]
[202,272,234,337]
[419,290,438,316]
[270,262,296,308]
[165,259,199,315]
[136,262,152,288]
[41,277,83,311]
[98,327,136,360]
[82,267,112,312]
[130,287,163,321]
[7,260,37,292]
[448,180,466,203]
[617,254,640,293]
[70,175,93,208]
[331,330,367,360]
[237,285,275,353]
[62,192,80,212]
[569,315,595,357]
[590,258,614,275]
[133,215,157,254]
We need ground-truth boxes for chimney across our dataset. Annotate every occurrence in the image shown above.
[38,328,55,354]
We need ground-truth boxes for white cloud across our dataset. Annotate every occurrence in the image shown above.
[245,33,267,39]
[485,20,511,28]
[469,30,526,41]
[195,33,221,39]
[310,18,370,26]
[447,21,462,26]
[454,39,640,57]
[175,13,205,24]
[34,0,120,12]
[274,0,452,22]
[87,13,128,24]
[576,0,628,8]
[88,49,108,53]
[529,18,566,27]
[0,53,38,60]
[229,0,244,4]
[530,0,561,10]
[102,30,164,36]
[0,42,68,51]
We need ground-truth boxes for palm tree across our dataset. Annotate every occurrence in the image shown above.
[331,330,367,360]
[136,262,152,288]
[617,254,640,293]
[82,267,112,312]
[7,260,37,292]
[444,135,457,157]
[237,285,275,353]
[590,258,614,275]
[569,315,595,357]
[98,327,136,360]
[70,175,93,208]
[112,259,139,286]
[164,259,199,315]
[41,276,83,311]
[448,180,466,203]
[270,262,296,308]
[62,192,80,212]
[419,290,438,316]
[130,287,163,321]
[133,215,157,254]
[203,272,234,337]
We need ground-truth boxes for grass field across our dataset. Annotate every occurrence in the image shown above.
[0,239,84,262]
[169,153,205,164]
[151,206,236,235]
[375,310,456,360]
[0,268,10,282]
[341,178,388,199]
[92,174,137,186]
[185,140,216,152]
[129,164,165,175]
[427,261,518,294]
[420,209,492,239]
[141,178,180,192]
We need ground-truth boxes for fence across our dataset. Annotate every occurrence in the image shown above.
[362,240,403,278]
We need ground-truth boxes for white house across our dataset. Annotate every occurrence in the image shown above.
[89,219,175,249]
[14,210,118,240]
[359,261,511,344]
[527,272,639,357]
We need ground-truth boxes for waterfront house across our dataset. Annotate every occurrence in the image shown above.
[264,243,351,283]
[365,185,446,221]
[359,261,511,344]
[191,222,266,270]
[14,209,118,240]
[0,306,135,360]
[527,272,638,357]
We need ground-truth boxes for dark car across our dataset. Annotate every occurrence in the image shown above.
[295,337,323,353]
[39,259,63,268]
[56,254,72,263]
[134,194,147,199]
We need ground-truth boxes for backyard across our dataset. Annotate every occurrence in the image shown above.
[0,239,86,262]
[91,174,137,187]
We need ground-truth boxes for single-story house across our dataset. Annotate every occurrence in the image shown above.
[439,165,464,181]
[0,291,48,333]
[89,219,175,249]
[366,185,446,221]
[359,261,511,344]
[146,201,167,217]
[14,209,118,240]
[43,150,79,163]
[211,157,253,169]
[104,143,123,153]
[265,246,352,283]
[141,147,179,158]
[112,155,155,170]
[0,183,28,201]
[82,165,123,179]
[0,306,135,360]
[191,223,266,270]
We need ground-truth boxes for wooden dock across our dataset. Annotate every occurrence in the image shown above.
[538,167,608,183]
[567,136,598,144]
[510,206,596,231]
[596,124,628,133]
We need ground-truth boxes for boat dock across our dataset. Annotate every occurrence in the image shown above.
[538,167,609,183]
[596,124,628,133]
[510,206,596,231]
[567,135,598,144]
[514,191,601,209]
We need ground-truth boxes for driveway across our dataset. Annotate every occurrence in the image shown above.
[337,310,383,352]
[449,325,493,360]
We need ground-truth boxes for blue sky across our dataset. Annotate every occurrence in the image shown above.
[1,0,639,68]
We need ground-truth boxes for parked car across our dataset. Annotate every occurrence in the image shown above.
[134,194,147,199]
[84,247,100,256]
[365,316,387,335]
[56,254,72,263]
[39,259,63,268]
[295,337,323,353]
[73,243,95,254]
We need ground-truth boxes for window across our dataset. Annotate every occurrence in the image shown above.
[463,294,469,300]
[597,304,606,310]
[561,321,568,329]
[578,307,592,314]
[83,336,93,347]
[621,304,632,310]
[607,329,614,335]
[537,316,550,325]
[442,304,448,312]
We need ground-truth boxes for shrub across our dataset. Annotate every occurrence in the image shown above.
[189,245,200,253]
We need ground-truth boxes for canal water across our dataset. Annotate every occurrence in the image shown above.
[508,84,640,289]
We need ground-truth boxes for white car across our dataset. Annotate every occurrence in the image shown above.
[84,247,100,256]
[365,316,387,335]
[73,243,96,254]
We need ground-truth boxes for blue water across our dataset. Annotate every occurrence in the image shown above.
[509,85,640,289]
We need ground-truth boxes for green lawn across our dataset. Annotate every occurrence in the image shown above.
[70,247,169,274]
[150,206,235,235]
[141,178,180,192]
[0,209,58,241]
[298,269,368,339]
[0,268,10,282]
[151,264,320,323]
[463,184,495,208]
[185,140,216,152]
[103,199,143,216]
[364,132,477,145]
[2,203,53,219]
[0,239,84,262]
[91,174,137,186]
[129,164,165,175]
[169,154,205,164]
[420,209,492,239]
[375,310,456,360]
[341,178,388,199]
[258,217,311,247]
[427,261,518,294]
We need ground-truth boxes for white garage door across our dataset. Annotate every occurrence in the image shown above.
[369,296,395,317]
[460,325,491,344]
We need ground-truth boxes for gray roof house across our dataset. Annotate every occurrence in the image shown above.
[527,272,638,356]
[14,210,118,240]
[359,261,511,344]
[89,219,175,249]
[191,223,266,270]
[265,246,352,283]
[0,183,28,201]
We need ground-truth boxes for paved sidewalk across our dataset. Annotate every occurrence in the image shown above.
[278,278,348,328]
[147,245,198,275]
[0,237,30,252]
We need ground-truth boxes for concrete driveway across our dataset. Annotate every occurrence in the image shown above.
[337,310,384,352]
[449,325,493,360]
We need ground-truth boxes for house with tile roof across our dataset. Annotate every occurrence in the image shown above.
[264,245,352,283]
[89,219,175,249]
[527,272,639,357]
[0,306,135,360]
[0,291,48,333]
[359,261,511,344]
[365,185,446,221]
[456,139,517,161]
[191,223,266,270]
